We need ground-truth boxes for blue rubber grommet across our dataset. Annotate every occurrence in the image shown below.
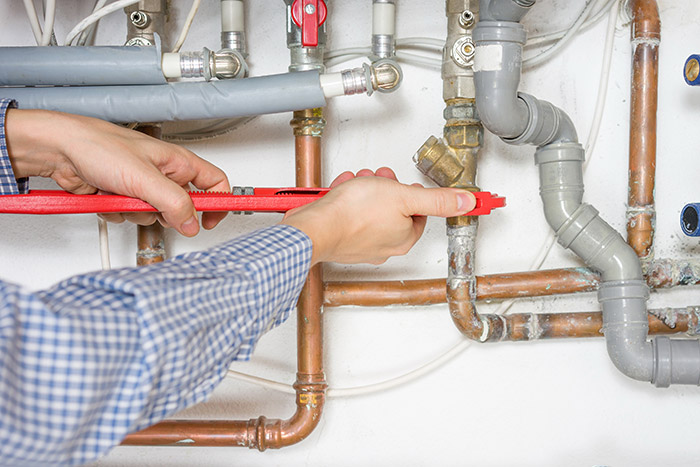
[681,203,700,236]
[684,55,700,86]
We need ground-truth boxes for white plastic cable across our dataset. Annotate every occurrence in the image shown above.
[77,0,109,47]
[40,0,56,46]
[64,0,140,46]
[396,37,445,49]
[524,0,598,67]
[171,0,202,53]
[97,217,111,270]
[526,0,615,47]
[22,0,43,44]
[225,4,620,397]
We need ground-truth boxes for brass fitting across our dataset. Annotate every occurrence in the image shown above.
[414,135,465,188]
[290,108,326,137]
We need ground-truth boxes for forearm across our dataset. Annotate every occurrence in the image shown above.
[0,98,28,194]
[0,225,311,466]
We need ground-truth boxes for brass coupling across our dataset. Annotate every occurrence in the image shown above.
[290,108,326,137]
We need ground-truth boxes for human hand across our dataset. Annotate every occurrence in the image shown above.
[5,109,230,236]
[281,167,476,265]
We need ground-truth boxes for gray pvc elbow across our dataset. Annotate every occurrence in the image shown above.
[536,143,642,282]
[473,21,577,146]
[599,281,654,382]
[479,0,534,23]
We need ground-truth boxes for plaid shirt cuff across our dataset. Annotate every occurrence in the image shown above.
[0,98,28,194]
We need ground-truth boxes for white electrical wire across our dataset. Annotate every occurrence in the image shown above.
[227,2,622,398]
[64,0,140,46]
[396,37,445,49]
[171,0,202,53]
[523,0,598,67]
[97,217,112,270]
[77,0,109,46]
[40,0,56,46]
[22,0,43,44]
[526,0,616,47]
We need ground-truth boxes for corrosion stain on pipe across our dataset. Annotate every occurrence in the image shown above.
[627,0,660,261]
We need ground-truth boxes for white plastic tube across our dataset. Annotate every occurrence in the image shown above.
[372,2,396,35]
[221,0,245,32]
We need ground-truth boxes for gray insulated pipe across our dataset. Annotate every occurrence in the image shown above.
[473,0,700,387]
[2,71,327,123]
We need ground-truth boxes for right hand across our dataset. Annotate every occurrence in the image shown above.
[281,167,476,265]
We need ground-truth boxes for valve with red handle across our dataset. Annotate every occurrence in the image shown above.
[291,0,328,47]
[0,188,505,217]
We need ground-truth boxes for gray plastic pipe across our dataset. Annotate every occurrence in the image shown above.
[0,45,166,86]
[3,70,327,123]
[474,0,700,387]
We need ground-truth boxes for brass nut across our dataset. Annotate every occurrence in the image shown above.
[414,136,464,187]
[443,124,483,149]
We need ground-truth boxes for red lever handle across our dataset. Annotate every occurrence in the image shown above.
[291,0,327,47]
[0,189,505,216]
[470,191,506,216]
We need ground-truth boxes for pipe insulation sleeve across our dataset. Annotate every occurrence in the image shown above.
[0,45,167,86]
[4,71,327,123]
[221,0,244,32]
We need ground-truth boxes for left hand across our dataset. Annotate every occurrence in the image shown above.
[5,109,230,236]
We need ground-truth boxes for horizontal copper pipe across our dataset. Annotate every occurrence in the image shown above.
[324,267,600,308]
[493,306,700,342]
[324,259,700,308]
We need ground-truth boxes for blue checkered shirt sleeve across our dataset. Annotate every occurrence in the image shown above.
[0,224,312,466]
[0,98,28,194]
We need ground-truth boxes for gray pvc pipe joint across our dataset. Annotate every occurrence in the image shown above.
[599,280,654,382]
[653,337,700,387]
[472,20,527,44]
[504,93,578,146]
[479,0,534,23]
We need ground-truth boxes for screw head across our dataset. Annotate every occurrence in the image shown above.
[305,4,316,14]
[130,11,149,28]
[459,10,475,29]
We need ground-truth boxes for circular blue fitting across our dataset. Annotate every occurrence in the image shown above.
[681,203,700,236]
[684,55,700,86]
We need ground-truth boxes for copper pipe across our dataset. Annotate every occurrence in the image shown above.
[135,124,166,266]
[626,0,660,261]
[123,109,327,449]
[323,259,700,308]
[491,306,700,342]
[323,268,600,307]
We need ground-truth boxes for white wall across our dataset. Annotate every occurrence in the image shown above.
[1,1,700,466]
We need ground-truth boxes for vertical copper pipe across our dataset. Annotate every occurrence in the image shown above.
[627,0,660,261]
[135,124,167,266]
[123,111,328,449]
